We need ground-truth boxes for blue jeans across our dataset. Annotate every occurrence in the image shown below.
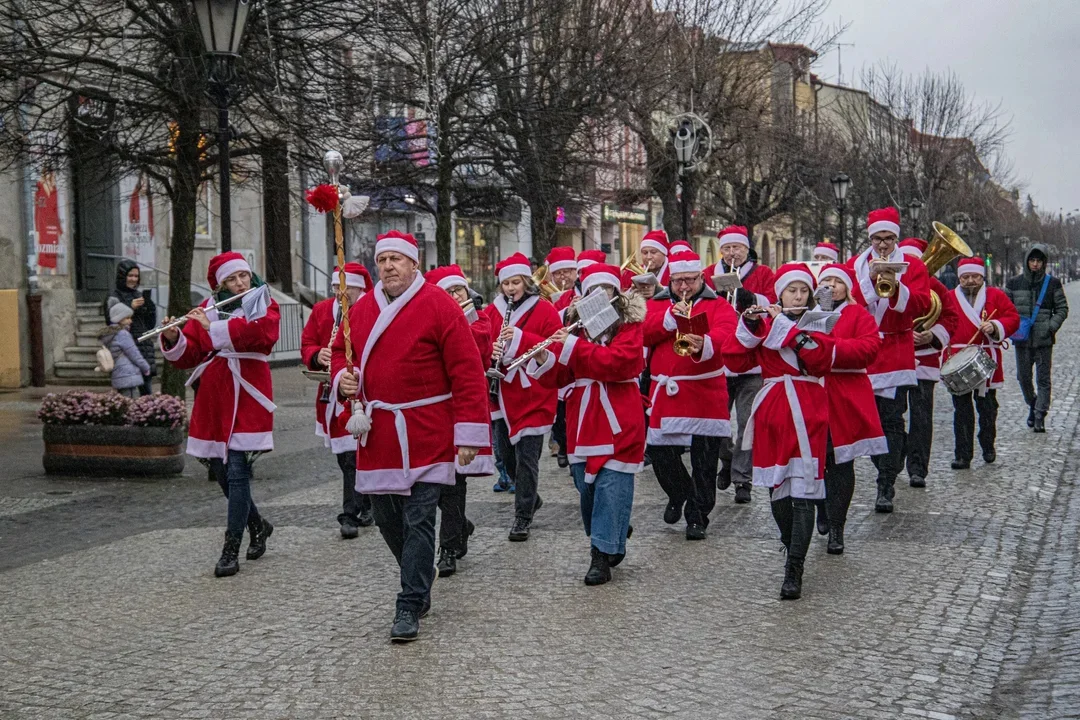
[210,450,261,538]
[370,481,442,613]
[570,463,634,556]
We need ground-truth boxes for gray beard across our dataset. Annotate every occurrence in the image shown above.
[962,286,980,304]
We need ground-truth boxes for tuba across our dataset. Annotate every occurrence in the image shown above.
[914,221,973,331]
[620,249,646,278]
[532,265,561,301]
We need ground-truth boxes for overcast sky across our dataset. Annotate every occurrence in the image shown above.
[817,0,1080,218]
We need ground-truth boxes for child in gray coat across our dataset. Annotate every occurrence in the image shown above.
[101,303,152,398]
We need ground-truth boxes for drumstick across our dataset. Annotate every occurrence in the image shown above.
[965,309,997,346]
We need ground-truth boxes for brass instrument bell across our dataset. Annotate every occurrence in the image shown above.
[914,222,973,330]
[874,253,898,298]
[672,297,695,356]
[532,265,561,301]
[620,249,646,278]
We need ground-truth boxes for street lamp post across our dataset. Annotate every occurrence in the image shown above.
[1004,234,1012,278]
[953,213,969,237]
[907,199,923,238]
[981,226,991,254]
[673,119,696,244]
[192,0,251,253]
[831,173,851,259]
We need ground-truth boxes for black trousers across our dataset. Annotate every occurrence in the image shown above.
[649,436,721,527]
[335,451,372,525]
[370,481,441,613]
[492,419,544,520]
[823,438,855,529]
[1015,345,1053,413]
[904,379,936,480]
[552,400,567,453]
[872,392,908,482]
[952,389,998,461]
[438,473,469,552]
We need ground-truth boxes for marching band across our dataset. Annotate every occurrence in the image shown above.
[159,202,1024,642]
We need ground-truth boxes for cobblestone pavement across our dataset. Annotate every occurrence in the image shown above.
[3,287,1080,719]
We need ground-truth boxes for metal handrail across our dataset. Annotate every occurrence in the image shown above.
[86,253,213,294]
[295,251,332,295]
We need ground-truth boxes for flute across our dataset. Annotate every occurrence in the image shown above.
[138,286,262,343]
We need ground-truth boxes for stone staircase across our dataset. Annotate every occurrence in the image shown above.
[52,302,163,384]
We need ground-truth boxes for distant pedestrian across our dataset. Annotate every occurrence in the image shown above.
[105,260,157,395]
[100,303,151,399]
[1005,244,1069,433]
[939,262,959,291]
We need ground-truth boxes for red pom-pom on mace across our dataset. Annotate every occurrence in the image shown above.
[305,184,340,213]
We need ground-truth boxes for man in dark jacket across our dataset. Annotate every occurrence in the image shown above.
[1005,244,1069,433]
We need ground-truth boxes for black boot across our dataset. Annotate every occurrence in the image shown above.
[215,533,242,577]
[827,523,845,555]
[815,499,829,535]
[458,519,475,559]
[609,524,633,567]
[508,516,531,542]
[584,546,611,586]
[436,546,457,577]
[734,483,752,504]
[781,499,814,599]
[663,499,683,525]
[1028,405,1036,428]
[717,460,732,490]
[875,478,894,513]
[1034,411,1046,434]
[780,557,804,599]
[246,517,273,560]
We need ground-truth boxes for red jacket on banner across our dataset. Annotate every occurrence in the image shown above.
[825,302,887,463]
[161,296,280,459]
[642,286,737,446]
[330,275,490,495]
[482,294,562,444]
[944,285,1020,392]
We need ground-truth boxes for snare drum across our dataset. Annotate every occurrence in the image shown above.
[940,346,997,396]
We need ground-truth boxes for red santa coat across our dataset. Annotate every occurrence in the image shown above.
[722,313,834,499]
[848,247,932,396]
[329,275,490,495]
[825,302,887,463]
[915,276,958,382]
[642,287,737,446]
[482,294,562,444]
[704,262,776,376]
[457,311,496,477]
[160,295,280,459]
[943,285,1020,392]
[301,297,359,454]
[528,311,646,481]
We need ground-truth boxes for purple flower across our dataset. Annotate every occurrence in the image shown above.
[38,390,187,428]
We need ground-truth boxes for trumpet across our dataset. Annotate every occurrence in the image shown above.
[138,285,262,343]
[872,253,898,298]
[672,292,695,356]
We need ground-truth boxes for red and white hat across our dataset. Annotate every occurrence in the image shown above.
[899,237,927,258]
[426,264,469,290]
[668,240,693,255]
[496,252,533,282]
[867,207,901,239]
[957,257,985,277]
[813,242,839,261]
[818,263,865,306]
[331,262,370,290]
[640,230,669,255]
[546,246,577,273]
[576,249,607,270]
[207,251,251,291]
[375,230,420,262]
[669,251,703,275]
[717,225,750,249]
[580,263,622,295]
[773,262,816,298]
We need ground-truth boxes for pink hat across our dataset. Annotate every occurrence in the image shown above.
[818,263,865,306]
[376,230,420,262]
[773,262,816,298]
[546,246,577,273]
[813,242,839,261]
[496,252,533,282]
[668,240,693,255]
[899,237,927,258]
[331,262,371,290]
[640,230,669,255]
[717,225,750,249]
[207,251,250,291]
[669,251,702,275]
[867,207,901,239]
[580,263,622,295]
[576,249,608,270]
[957,257,985,277]
[425,264,469,290]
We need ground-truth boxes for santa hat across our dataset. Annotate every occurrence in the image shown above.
[818,263,865,306]
[580,263,622,296]
[546,246,577,273]
[957,257,985,277]
[867,207,901,239]
[576,249,607,270]
[899,237,928,258]
[717,225,750,249]
[426,264,470,291]
[668,240,693,255]
[773,262,816,298]
[207,251,251,291]
[813,242,839,261]
[496,252,533,282]
[109,302,134,324]
[669,251,702,275]
[375,230,419,263]
[331,262,370,290]
[640,230,669,255]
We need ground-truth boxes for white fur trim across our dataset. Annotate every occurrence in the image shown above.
[867,220,900,238]
[869,369,916,392]
[581,272,620,295]
[332,272,366,289]
[774,270,815,299]
[735,316,763,348]
[900,246,923,258]
[160,331,188,361]
[915,364,941,382]
[508,424,552,446]
[662,307,679,332]
[697,335,715,363]
[454,422,491,448]
[659,416,731,439]
[669,259,702,274]
[208,320,233,351]
[185,436,227,459]
[356,461,456,495]
[215,258,251,286]
[375,237,419,262]
[990,320,1005,342]
[527,351,557,379]
[763,314,797,351]
[559,334,579,365]
[228,431,274,452]
[718,232,749,249]
[832,436,888,464]
[574,443,616,456]
[502,327,524,362]
[548,259,576,273]
[958,263,985,278]
[435,275,467,291]
[577,259,599,270]
[498,263,532,282]
[330,434,358,454]
[602,459,644,475]
[817,267,852,290]
[892,279,911,314]
[814,246,838,261]
[761,473,825,500]
[930,323,951,347]
[457,453,495,477]
[641,239,668,255]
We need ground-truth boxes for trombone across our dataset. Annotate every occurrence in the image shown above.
[137,285,262,343]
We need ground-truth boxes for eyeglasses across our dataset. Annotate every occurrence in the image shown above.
[671,277,699,286]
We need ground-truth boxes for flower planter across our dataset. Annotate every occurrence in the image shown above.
[42,424,186,477]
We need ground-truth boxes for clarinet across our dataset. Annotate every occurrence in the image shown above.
[486,297,515,403]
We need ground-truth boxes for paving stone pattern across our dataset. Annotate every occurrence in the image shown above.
[3,287,1080,718]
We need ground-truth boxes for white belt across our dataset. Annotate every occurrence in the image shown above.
[186,351,276,449]
[571,378,636,446]
[359,393,453,477]
[649,368,727,409]
[743,375,821,478]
